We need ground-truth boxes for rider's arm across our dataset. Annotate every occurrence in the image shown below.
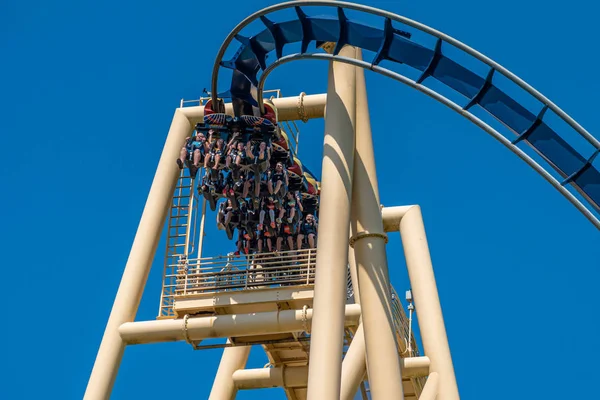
[226,132,238,148]
[296,194,304,212]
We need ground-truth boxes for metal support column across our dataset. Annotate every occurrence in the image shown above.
[84,109,192,400]
[350,51,405,399]
[208,343,251,400]
[399,206,459,399]
[340,323,367,400]
[340,246,366,400]
[306,45,357,400]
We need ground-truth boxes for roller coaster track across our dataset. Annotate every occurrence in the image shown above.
[210,0,600,230]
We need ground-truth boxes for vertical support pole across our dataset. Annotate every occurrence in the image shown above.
[340,323,367,400]
[306,45,357,400]
[351,50,405,399]
[340,239,366,400]
[208,343,251,400]
[399,206,459,400]
[198,198,207,259]
[84,109,192,400]
[419,372,440,400]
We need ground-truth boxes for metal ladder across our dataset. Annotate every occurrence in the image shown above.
[167,171,196,259]
[158,169,198,317]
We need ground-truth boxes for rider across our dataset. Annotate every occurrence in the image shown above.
[234,141,246,167]
[236,229,256,255]
[297,214,317,249]
[257,229,274,253]
[225,130,241,170]
[177,130,206,170]
[205,137,225,171]
[223,198,238,228]
[251,141,270,199]
[276,222,295,253]
[243,141,259,199]
[216,201,227,231]
[258,196,277,231]
[254,141,270,169]
[268,162,288,197]
[279,190,303,224]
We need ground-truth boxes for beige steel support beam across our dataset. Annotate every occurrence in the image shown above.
[235,356,430,391]
[233,366,309,389]
[85,92,325,398]
[84,110,193,400]
[272,93,326,122]
[343,210,364,400]
[419,372,440,400]
[339,334,430,398]
[341,248,364,400]
[402,356,431,378]
[383,205,459,399]
[307,45,357,400]
[180,93,326,125]
[209,342,251,400]
[340,323,367,400]
[119,305,361,344]
[351,51,405,399]
[381,206,414,233]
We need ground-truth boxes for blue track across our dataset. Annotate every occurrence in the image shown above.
[213,1,600,226]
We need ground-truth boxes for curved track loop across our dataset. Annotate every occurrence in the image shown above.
[259,53,600,229]
[210,0,600,229]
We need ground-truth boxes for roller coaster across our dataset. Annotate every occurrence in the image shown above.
[85,2,600,399]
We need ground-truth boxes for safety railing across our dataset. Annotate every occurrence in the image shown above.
[158,249,317,317]
[178,248,316,295]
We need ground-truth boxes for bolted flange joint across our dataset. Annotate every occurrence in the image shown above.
[349,231,388,248]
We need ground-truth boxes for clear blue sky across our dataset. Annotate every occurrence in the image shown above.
[1,1,598,399]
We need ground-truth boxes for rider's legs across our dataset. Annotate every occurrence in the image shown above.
[243,179,251,198]
[308,233,316,249]
[254,176,261,198]
[268,180,274,194]
[269,208,276,228]
[193,149,202,167]
[178,147,188,168]
[296,234,304,250]
[274,180,283,195]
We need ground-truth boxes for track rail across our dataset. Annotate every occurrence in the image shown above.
[209,0,600,229]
